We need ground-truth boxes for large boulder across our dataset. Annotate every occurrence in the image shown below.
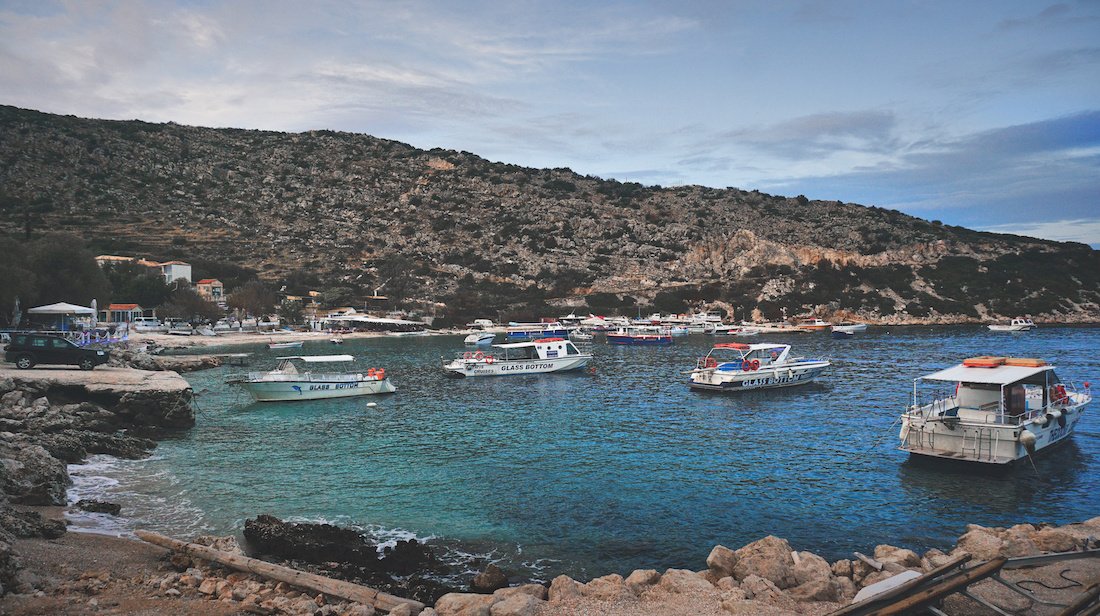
[739,574,791,605]
[951,526,1003,560]
[788,577,842,603]
[707,544,739,577]
[733,536,797,589]
[243,514,379,568]
[624,569,660,595]
[582,573,631,601]
[492,584,546,602]
[0,440,69,505]
[1030,527,1080,553]
[434,592,494,616]
[489,594,542,616]
[547,575,582,603]
[0,505,66,539]
[656,568,717,595]
[873,545,921,569]
[471,564,508,593]
[791,551,833,586]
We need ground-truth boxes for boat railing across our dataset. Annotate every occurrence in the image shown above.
[246,372,364,382]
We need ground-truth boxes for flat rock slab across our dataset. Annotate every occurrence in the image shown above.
[0,366,190,394]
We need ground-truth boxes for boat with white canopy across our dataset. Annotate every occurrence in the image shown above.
[899,357,1091,464]
[688,342,830,391]
[229,354,396,401]
[988,317,1036,332]
[442,338,591,377]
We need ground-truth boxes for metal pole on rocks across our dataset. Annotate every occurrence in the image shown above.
[135,530,424,614]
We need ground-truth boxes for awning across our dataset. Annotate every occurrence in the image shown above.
[276,355,354,362]
[27,302,96,315]
[920,364,1052,385]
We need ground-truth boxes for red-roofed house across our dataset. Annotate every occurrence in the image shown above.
[105,303,144,323]
[195,279,225,307]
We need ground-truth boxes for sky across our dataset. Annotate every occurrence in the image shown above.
[1,0,1098,246]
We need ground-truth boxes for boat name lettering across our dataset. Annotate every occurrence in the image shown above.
[739,374,801,387]
[500,363,554,372]
[307,383,360,391]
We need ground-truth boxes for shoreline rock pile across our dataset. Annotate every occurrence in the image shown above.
[0,374,194,595]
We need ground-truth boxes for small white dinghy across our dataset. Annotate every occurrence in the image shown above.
[229,355,396,401]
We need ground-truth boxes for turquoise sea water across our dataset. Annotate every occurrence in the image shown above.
[68,326,1100,581]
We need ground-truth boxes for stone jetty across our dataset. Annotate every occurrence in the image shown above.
[0,364,194,595]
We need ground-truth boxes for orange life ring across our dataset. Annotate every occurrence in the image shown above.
[463,352,473,360]
[750,359,761,371]
[741,361,752,372]
[474,351,485,360]
[485,355,495,364]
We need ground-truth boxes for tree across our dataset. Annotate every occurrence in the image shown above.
[278,299,304,325]
[28,234,111,307]
[103,262,171,308]
[0,238,38,326]
[229,280,277,317]
[159,287,223,323]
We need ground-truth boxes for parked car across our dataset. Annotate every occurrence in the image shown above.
[4,334,110,370]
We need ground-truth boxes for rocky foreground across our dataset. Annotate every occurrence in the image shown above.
[0,368,194,595]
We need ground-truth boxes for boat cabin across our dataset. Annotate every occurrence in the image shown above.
[491,337,584,361]
[700,343,792,370]
[912,358,1066,426]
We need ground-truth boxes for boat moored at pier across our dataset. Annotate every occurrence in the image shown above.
[688,343,830,391]
[899,357,1091,464]
[442,338,591,377]
[607,326,673,345]
[230,354,396,401]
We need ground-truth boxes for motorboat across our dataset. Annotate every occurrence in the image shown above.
[464,331,496,346]
[607,326,673,346]
[988,317,1036,332]
[831,322,868,334]
[505,322,569,342]
[898,357,1091,464]
[688,343,830,392]
[442,338,592,378]
[229,354,396,401]
[795,318,832,331]
[268,340,304,349]
[330,336,344,345]
[568,329,594,342]
[668,326,690,336]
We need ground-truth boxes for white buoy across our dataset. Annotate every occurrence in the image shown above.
[366,402,377,408]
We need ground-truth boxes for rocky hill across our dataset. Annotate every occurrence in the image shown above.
[1,105,1097,323]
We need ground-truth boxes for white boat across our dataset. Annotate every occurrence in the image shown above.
[569,329,594,342]
[442,338,591,378]
[831,322,868,333]
[795,318,832,331]
[466,318,494,329]
[464,332,496,346]
[330,336,344,345]
[268,340,304,349]
[688,343,830,392]
[231,354,396,401]
[988,317,1036,332]
[164,320,194,336]
[131,317,167,333]
[899,356,1091,464]
[668,326,690,336]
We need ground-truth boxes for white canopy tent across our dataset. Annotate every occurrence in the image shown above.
[26,302,96,315]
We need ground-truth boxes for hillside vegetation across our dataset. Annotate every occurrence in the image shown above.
[1,105,1097,323]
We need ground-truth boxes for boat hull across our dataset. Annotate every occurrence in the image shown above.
[442,355,590,377]
[899,398,1087,464]
[689,361,830,392]
[243,378,396,401]
[607,335,672,345]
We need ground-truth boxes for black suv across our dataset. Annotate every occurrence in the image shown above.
[4,334,110,370]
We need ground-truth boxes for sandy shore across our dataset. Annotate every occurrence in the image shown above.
[132,329,406,350]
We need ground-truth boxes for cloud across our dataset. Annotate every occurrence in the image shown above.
[719,110,899,159]
[981,220,1100,247]
[998,3,1073,30]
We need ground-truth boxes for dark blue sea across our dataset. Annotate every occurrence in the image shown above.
[67,326,1100,582]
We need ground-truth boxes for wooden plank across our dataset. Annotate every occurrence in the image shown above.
[869,557,1007,616]
[1056,582,1100,616]
[853,551,884,571]
[135,530,423,614]
[829,554,972,616]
